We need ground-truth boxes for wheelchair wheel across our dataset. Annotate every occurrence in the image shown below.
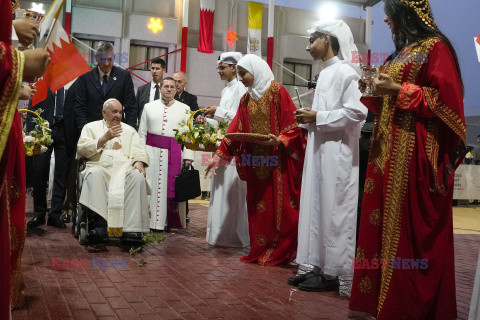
[73,203,82,238]
[79,224,88,245]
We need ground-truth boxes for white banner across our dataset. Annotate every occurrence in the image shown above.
[453,164,480,200]
[248,28,262,56]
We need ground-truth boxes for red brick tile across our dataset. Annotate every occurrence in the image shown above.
[72,310,97,320]
[114,308,138,320]
[99,287,121,298]
[106,296,130,309]
[91,303,115,317]
[130,301,156,315]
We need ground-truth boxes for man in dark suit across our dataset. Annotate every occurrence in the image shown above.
[75,41,137,132]
[173,71,199,111]
[136,57,165,127]
[27,88,69,229]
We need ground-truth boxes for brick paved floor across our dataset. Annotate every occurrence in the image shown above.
[11,197,480,320]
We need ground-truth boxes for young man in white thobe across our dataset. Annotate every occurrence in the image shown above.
[290,20,367,292]
[77,98,150,243]
[138,77,194,231]
[203,52,249,248]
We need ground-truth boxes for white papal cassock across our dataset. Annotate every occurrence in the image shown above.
[296,56,367,276]
[206,78,249,247]
[138,99,194,231]
[77,120,151,236]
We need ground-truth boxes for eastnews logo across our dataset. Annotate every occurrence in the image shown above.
[352,258,429,270]
[201,154,279,167]
[51,257,129,270]
[351,51,429,64]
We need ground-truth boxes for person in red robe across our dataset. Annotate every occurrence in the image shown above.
[206,54,306,266]
[349,0,465,319]
[0,0,49,316]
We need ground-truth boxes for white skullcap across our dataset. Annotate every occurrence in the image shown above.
[218,52,243,65]
[307,20,358,66]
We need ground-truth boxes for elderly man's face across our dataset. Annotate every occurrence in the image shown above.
[161,79,177,102]
[96,50,115,74]
[173,73,186,93]
[102,100,122,126]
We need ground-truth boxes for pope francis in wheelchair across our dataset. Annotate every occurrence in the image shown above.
[76,98,150,245]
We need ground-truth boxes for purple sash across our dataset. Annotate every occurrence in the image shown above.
[147,133,182,229]
[146,133,182,199]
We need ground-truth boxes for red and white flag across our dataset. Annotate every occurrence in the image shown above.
[198,0,215,53]
[32,20,90,106]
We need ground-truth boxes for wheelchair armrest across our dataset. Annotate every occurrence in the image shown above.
[78,158,87,172]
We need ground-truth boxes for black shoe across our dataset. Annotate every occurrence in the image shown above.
[27,215,46,228]
[287,271,315,286]
[298,274,339,292]
[47,216,66,229]
[186,217,190,223]
[87,227,108,242]
[121,232,145,245]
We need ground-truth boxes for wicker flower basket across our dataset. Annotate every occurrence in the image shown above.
[181,108,219,152]
[19,108,52,156]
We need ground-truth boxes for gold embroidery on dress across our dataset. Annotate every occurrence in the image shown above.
[256,234,266,247]
[256,200,266,213]
[356,247,366,260]
[289,196,298,209]
[378,111,416,313]
[359,276,372,294]
[369,209,382,226]
[237,119,243,131]
[364,178,375,194]
[10,177,21,200]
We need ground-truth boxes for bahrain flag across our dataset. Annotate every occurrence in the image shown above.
[32,20,90,106]
[198,0,215,53]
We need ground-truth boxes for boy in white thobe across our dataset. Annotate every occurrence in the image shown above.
[291,20,367,292]
[204,52,249,248]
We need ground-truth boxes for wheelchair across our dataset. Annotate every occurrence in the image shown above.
[71,158,90,245]
[71,159,145,248]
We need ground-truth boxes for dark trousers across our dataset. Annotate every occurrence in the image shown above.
[357,132,371,246]
[32,120,70,219]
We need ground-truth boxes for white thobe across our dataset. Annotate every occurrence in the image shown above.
[138,99,195,230]
[296,56,367,276]
[76,120,150,235]
[206,79,249,248]
[470,250,480,320]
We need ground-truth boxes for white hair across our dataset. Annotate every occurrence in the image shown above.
[103,98,120,110]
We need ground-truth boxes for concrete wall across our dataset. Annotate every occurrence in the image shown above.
[20,0,368,108]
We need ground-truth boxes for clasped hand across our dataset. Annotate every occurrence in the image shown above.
[294,109,316,124]
[133,161,146,177]
[204,106,217,118]
[358,73,402,96]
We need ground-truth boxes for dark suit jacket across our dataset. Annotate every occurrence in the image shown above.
[63,80,79,151]
[175,90,199,111]
[136,81,152,125]
[74,66,137,131]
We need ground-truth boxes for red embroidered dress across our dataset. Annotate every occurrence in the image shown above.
[0,0,27,315]
[216,81,306,266]
[349,38,465,319]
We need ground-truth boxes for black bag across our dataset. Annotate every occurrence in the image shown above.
[175,164,201,202]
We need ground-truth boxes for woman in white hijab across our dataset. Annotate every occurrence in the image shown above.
[206,54,307,266]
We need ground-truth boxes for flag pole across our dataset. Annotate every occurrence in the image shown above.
[65,0,72,35]
[267,0,274,69]
[181,0,189,73]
